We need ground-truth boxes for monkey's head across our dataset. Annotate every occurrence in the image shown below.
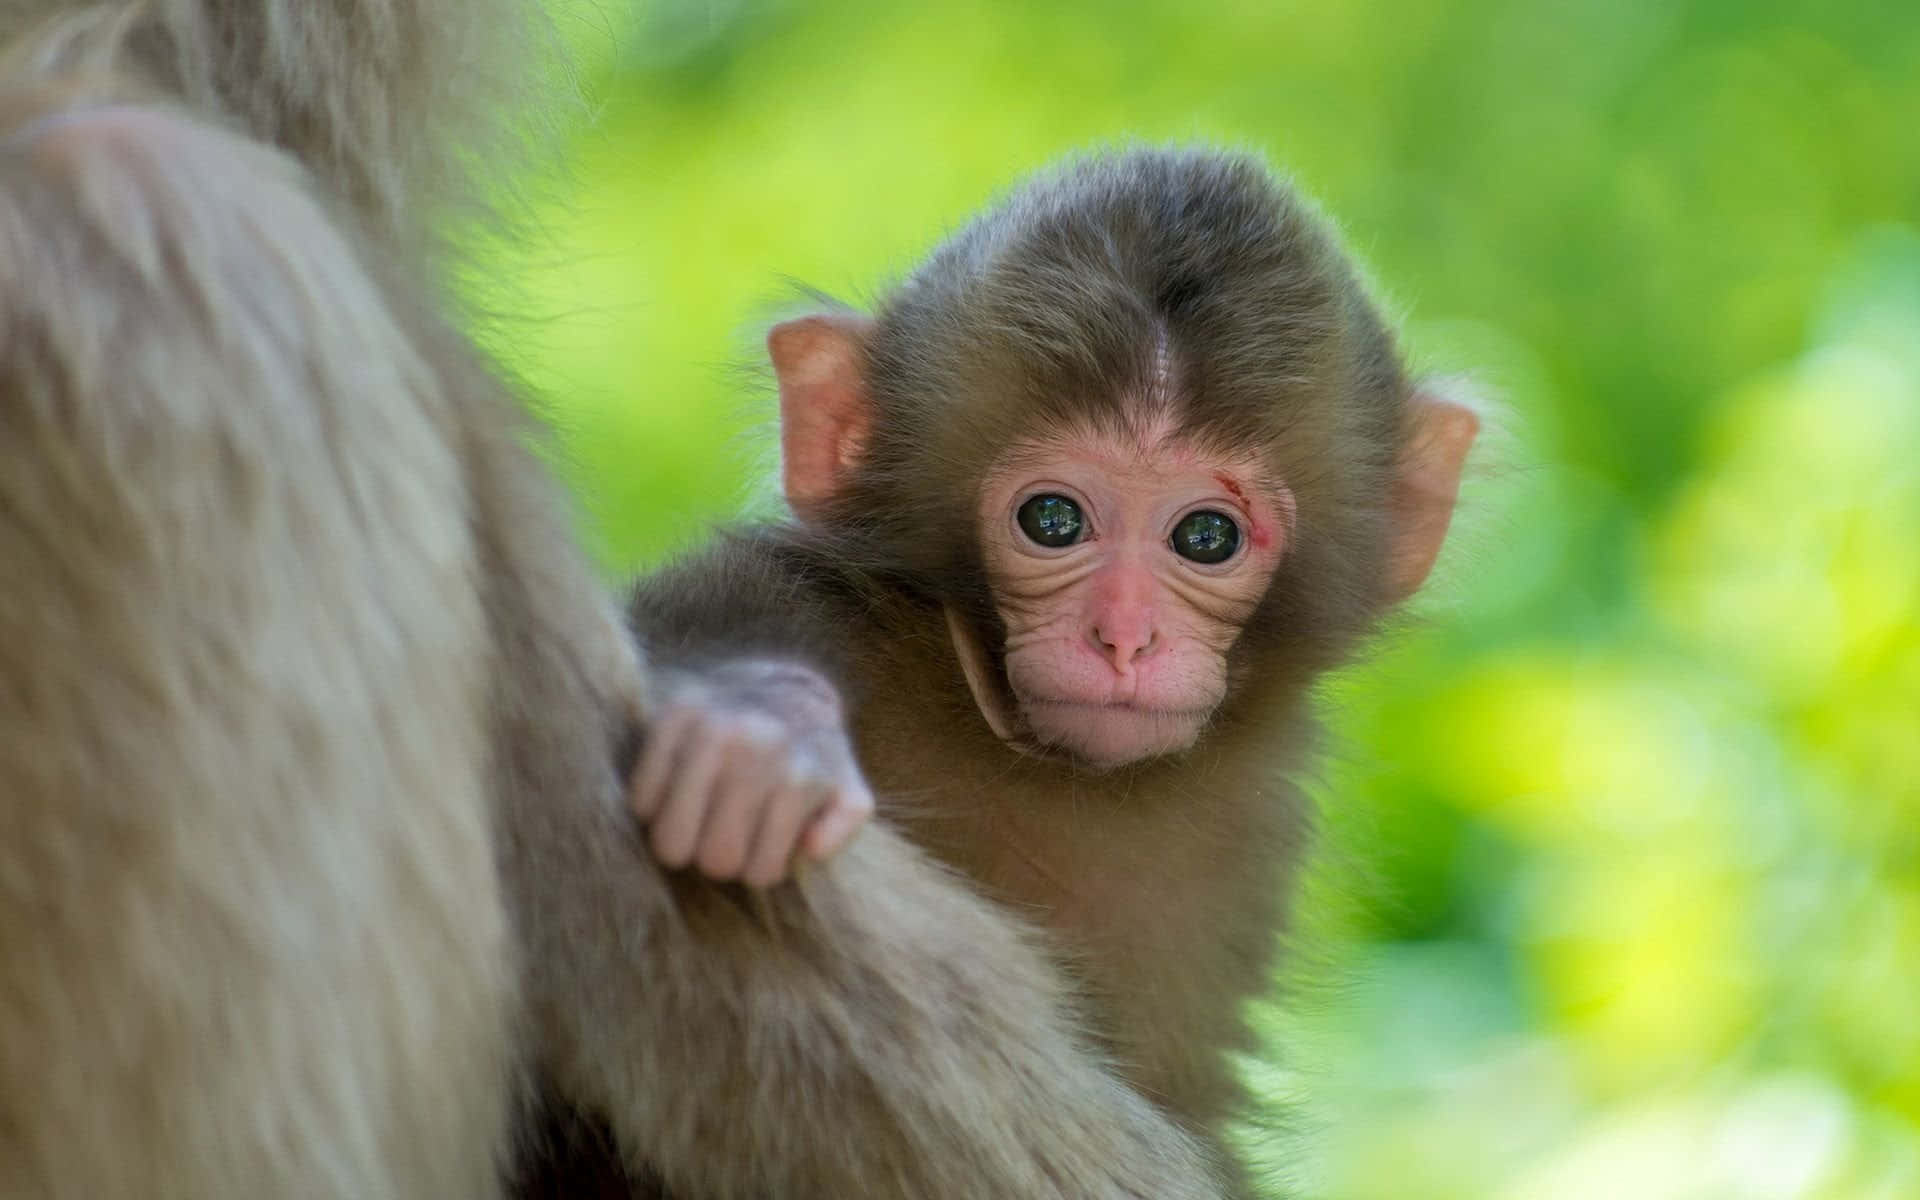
[770,147,1477,769]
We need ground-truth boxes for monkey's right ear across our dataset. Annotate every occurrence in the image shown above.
[1386,382,1480,604]
[769,313,877,521]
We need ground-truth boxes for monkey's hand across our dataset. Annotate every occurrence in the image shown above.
[630,662,874,888]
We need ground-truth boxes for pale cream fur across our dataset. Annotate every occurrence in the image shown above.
[0,99,510,1196]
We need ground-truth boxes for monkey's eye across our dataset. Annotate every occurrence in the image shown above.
[1170,510,1241,564]
[1016,494,1085,548]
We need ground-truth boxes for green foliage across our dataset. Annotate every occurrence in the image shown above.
[495,1,1920,1193]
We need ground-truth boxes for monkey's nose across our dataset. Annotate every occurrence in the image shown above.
[1092,622,1156,671]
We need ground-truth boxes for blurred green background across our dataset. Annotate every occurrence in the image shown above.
[494,1,1920,1195]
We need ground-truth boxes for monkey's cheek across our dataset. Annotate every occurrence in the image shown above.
[1020,702,1206,769]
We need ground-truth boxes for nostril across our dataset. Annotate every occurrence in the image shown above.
[1093,625,1155,667]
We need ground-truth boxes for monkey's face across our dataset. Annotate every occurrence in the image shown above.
[972,420,1292,768]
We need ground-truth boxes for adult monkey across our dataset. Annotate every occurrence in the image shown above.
[0,2,1225,1197]
[625,147,1479,1195]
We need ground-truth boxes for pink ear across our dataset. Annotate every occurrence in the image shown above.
[769,313,876,521]
[1387,384,1480,604]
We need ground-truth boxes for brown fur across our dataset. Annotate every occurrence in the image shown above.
[629,148,1466,1196]
[0,3,1228,1197]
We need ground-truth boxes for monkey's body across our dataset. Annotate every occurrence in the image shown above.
[632,530,1307,1168]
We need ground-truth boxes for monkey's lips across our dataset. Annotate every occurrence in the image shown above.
[1018,697,1214,767]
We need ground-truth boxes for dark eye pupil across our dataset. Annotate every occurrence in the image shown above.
[1171,510,1240,564]
[1016,494,1084,547]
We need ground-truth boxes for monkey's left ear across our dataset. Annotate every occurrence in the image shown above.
[769,313,877,521]
[1387,385,1480,604]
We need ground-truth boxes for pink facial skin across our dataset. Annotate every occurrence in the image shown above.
[976,421,1292,768]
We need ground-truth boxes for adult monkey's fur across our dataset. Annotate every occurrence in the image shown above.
[0,1,1226,1197]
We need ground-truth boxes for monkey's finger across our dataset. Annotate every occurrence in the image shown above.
[801,785,874,863]
[648,730,728,869]
[630,706,697,821]
[694,767,779,881]
[741,783,828,889]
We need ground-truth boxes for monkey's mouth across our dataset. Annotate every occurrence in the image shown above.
[1018,698,1213,766]
[1024,698,1214,718]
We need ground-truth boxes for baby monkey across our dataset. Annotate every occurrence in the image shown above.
[625,145,1476,1182]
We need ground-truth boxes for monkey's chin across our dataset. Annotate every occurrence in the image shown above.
[1020,700,1207,769]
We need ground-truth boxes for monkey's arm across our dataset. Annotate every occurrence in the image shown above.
[625,527,858,684]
